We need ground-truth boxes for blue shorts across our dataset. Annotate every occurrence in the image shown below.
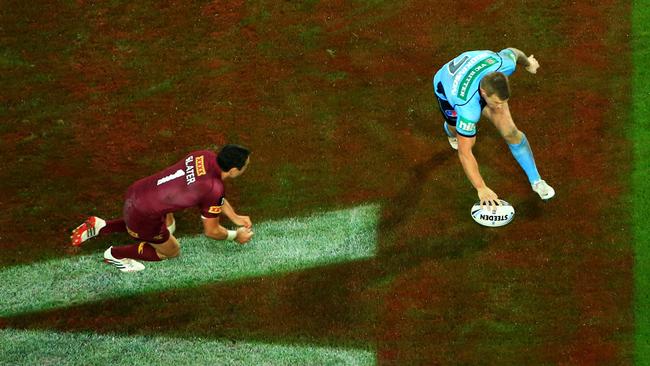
[435,82,457,127]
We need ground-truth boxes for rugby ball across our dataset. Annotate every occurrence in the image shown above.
[470,199,515,227]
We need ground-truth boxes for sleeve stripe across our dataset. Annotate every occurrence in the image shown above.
[457,130,476,138]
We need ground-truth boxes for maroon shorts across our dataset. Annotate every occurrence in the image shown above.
[122,197,170,244]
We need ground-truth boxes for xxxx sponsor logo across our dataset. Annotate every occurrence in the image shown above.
[196,155,206,176]
[208,206,222,214]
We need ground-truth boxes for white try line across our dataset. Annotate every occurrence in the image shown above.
[0,329,376,365]
[0,204,379,317]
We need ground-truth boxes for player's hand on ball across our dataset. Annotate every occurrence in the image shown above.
[526,55,539,74]
[235,226,254,244]
[477,186,499,213]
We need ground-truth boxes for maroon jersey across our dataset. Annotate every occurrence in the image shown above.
[126,150,225,219]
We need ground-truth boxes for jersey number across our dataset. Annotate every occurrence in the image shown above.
[156,169,185,186]
[448,55,469,75]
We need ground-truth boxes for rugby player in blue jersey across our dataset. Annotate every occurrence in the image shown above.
[433,47,555,210]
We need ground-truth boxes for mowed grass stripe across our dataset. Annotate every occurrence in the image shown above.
[634,1,650,362]
[0,204,379,317]
[0,329,375,366]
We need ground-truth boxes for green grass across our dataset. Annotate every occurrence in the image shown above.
[0,48,30,67]
[633,1,650,363]
[0,329,375,365]
[0,204,378,317]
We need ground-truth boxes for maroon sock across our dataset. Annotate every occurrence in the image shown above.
[99,219,127,235]
[110,242,161,261]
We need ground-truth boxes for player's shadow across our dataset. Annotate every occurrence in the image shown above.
[379,149,450,232]
[375,147,492,267]
[2,259,380,349]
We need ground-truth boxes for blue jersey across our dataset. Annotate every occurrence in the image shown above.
[433,49,517,137]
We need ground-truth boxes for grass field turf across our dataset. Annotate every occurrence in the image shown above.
[0,329,374,365]
[633,0,650,363]
[0,0,637,364]
[0,204,378,317]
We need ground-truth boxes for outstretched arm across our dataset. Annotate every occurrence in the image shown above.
[457,135,499,211]
[507,47,539,74]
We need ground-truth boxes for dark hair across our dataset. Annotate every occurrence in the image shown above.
[217,144,251,171]
[480,72,510,100]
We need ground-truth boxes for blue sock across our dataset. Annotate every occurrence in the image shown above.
[508,133,541,184]
[443,122,454,137]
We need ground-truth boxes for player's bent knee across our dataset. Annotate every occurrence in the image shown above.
[156,246,180,260]
[151,239,181,260]
[165,244,181,258]
[503,128,521,144]
[167,249,181,259]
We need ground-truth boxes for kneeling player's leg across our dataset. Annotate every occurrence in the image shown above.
[110,212,175,262]
[165,213,176,235]
[103,212,176,272]
[109,241,169,262]
[71,217,127,246]
[103,235,180,272]
[150,235,180,259]
[108,234,180,262]
[100,219,128,235]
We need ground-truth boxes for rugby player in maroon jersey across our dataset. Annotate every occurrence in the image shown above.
[71,144,253,272]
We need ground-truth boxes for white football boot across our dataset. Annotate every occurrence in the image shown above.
[532,180,555,200]
[103,247,145,273]
[447,136,458,150]
[71,216,106,246]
